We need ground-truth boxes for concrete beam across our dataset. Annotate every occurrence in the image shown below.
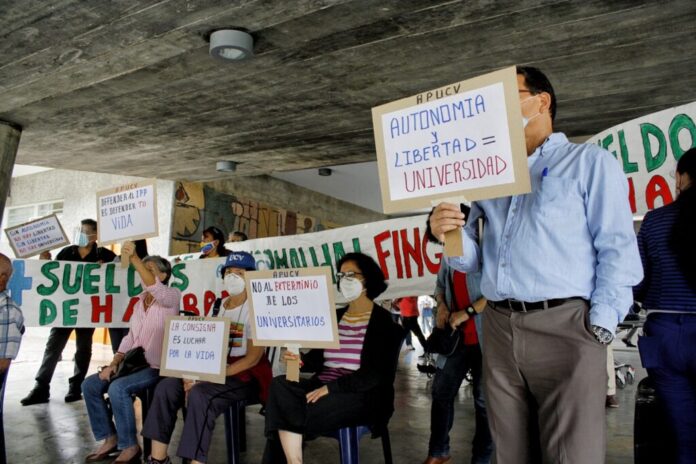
[0,121,22,224]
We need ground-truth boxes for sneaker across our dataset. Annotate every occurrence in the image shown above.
[622,337,636,348]
[147,457,171,464]
[21,386,50,406]
[406,345,416,351]
[606,395,619,408]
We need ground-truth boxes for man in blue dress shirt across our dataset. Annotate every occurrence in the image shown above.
[430,66,643,464]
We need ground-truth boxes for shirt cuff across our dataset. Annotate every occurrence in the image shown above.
[589,303,619,334]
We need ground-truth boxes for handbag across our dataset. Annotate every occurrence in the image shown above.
[424,325,461,356]
[112,347,149,380]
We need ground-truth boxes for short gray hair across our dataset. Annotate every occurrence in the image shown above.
[143,256,172,284]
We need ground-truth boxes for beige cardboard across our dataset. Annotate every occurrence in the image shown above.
[159,315,230,384]
[245,266,340,349]
[443,229,464,257]
[96,179,159,246]
[372,66,531,214]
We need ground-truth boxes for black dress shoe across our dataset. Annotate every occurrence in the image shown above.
[65,391,83,403]
[21,387,50,406]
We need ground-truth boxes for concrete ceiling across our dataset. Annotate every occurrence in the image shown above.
[2,0,695,183]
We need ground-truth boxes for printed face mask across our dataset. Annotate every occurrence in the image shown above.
[74,230,89,247]
[200,241,215,255]
[224,273,246,296]
[339,277,364,302]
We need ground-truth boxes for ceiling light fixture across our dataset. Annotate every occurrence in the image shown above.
[216,160,238,172]
[209,29,254,61]
[318,168,332,177]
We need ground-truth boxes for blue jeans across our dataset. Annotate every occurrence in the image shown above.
[429,344,492,463]
[639,314,696,464]
[82,367,160,449]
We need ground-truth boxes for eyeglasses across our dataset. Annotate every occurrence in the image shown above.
[336,271,363,280]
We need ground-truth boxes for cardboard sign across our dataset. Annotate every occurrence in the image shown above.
[97,180,159,245]
[4,214,69,258]
[159,315,230,384]
[372,66,530,214]
[246,267,339,349]
[591,100,696,217]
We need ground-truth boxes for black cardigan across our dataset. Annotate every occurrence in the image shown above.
[300,304,405,433]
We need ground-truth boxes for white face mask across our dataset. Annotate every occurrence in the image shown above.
[224,273,246,296]
[339,277,364,302]
[521,95,541,128]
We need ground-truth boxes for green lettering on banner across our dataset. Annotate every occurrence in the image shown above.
[618,130,638,174]
[37,261,60,296]
[668,113,696,159]
[332,241,347,267]
[641,123,667,172]
[39,300,57,325]
[289,249,302,268]
[170,263,189,291]
[62,263,83,295]
[105,263,121,293]
[263,250,274,269]
[352,237,361,253]
[127,266,143,297]
[274,249,289,268]
[62,298,79,326]
[82,263,100,295]
[298,248,308,267]
[308,247,319,267]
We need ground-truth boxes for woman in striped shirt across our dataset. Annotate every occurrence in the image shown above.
[634,147,696,464]
[82,243,180,464]
[263,252,405,464]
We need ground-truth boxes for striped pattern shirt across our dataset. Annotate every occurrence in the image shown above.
[0,291,24,359]
[634,201,696,312]
[118,279,181,368]
[318,310,370,383]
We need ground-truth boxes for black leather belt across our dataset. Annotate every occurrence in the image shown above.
[492,298,582,312]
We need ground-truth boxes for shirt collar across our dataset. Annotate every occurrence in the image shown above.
[532,132,568,158]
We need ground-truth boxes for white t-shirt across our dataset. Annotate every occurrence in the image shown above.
[220,300,251,359]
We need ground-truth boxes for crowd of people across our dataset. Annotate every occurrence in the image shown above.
[0,66,693,464]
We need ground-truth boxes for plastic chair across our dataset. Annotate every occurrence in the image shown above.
[326,424,393,464]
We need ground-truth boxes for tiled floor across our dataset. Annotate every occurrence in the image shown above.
[3,329,644,463]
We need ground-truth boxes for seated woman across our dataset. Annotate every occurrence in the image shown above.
[83,243,180,464]
[142,251,270,464]
[263,252,405,464]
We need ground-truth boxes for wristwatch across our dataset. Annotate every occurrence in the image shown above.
[465,306,476,316]
[591,325,614,344]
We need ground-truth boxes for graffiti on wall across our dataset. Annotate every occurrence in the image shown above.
[171,182,338,255]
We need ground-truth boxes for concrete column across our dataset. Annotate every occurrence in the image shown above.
[0,121,22,224]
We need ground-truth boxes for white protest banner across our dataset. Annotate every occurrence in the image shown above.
[4,214,69,258]
[591,100,696,217]
[372,66,530,214]
[246,267,339,349]
[97,180,159,245]
[159,316,230,384]
[12,215,442,327]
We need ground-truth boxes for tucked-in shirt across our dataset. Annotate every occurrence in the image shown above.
[449,132,643,333]
[0,291,24,359]
[318,310,371,383]
[634,201,696,311]
[118,279,180,368]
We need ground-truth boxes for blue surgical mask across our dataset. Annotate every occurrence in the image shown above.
[74,231,89,247]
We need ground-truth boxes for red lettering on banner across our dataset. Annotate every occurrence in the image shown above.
[122,297,139,322]
[400,228,424,278]
[627,177,636,214]
[422,237,442,275]
[90,295,113,323]
[203,291,217,316]
[183,294,200,315]
[391,230,404,279]
[645,175,673,210]
[373,231,392,280]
